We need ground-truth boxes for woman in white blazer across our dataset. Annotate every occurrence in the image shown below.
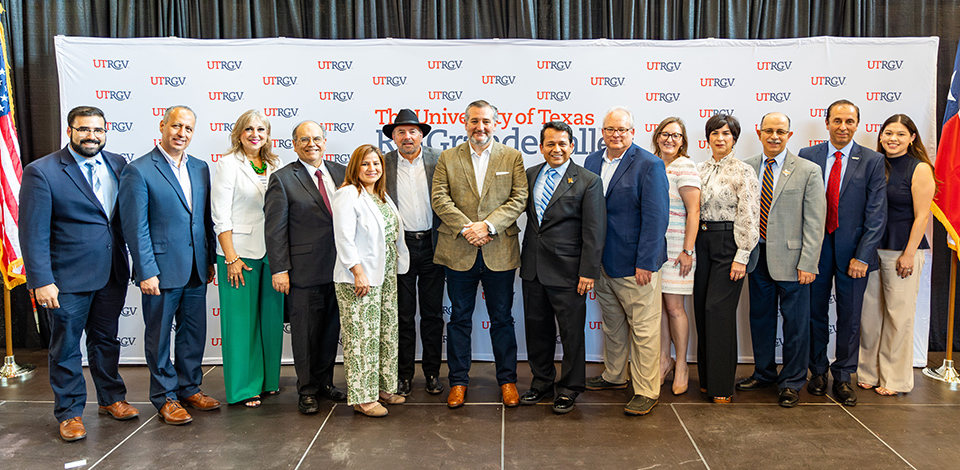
[333,144,409,417]
[211,109,284,407]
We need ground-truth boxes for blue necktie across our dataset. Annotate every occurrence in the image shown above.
[536,168,558,224]
[84,159,105,210]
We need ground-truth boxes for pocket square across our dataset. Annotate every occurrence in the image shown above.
[495,171,510,175]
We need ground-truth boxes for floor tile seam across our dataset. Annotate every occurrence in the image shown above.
[836,400,918,470]
[88,410,160,469]
[294,404,336,470]
[669,404,710,470]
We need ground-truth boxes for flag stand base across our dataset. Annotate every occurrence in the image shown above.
[0,355,35,384]
[923,359,960,386]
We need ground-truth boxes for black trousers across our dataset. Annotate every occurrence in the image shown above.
[287,282,340,396]
[693,225,744,398]
[396,234,446,380]
[521,278,587,398]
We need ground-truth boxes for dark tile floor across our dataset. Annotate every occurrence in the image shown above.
[2,348,959,469]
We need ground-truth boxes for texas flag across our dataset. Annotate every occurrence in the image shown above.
[933,40,960,253]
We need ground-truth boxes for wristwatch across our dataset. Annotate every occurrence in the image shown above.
[682,249,695,256]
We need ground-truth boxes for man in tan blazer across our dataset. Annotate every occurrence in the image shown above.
[431,100,528,408]
[739,112,826,407]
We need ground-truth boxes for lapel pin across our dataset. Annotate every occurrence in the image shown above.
[567,177,573,184]
[782,169,791,176]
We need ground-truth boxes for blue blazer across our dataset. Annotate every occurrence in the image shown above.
[584,143,669,277]
[798,142,887,271]
[119,147,216,289]
[20,147,129,293]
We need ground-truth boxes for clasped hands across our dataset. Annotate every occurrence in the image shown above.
[462,221,492,247]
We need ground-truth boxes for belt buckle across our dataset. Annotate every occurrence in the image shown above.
[701,223,708,231]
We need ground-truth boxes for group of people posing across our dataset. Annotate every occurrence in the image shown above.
[20,98,933,442]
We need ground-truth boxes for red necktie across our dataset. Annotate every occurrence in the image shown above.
[826,151,842,234]
[315,168,333,215]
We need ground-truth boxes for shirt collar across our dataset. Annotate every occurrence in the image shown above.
[68,145,101,165]
[544,159,571,177]
[703,152,737,167]
[398,148,423,166]
[470,144,492,160]
[763,149,787,167]
[299,158,329,175]
[829,141,854,159]
[158,145,187,168]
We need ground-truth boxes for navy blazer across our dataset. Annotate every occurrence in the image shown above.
[798,141,887,271]
[118,147,216,289]
[20,147,130,293]
[584,143,669,277]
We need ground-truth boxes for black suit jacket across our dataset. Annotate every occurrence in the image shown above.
[519,161,606,289]
[264,159,346,288]
[383,146,442,248]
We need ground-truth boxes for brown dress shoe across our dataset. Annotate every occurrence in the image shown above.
[159,399,193,425]
[447,385,467,408]
[183,391,220,411]
[501,383,520,407]
[59,417,86,441]
[99,400,140,420]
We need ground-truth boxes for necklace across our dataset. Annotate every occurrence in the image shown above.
[250,159,267,175]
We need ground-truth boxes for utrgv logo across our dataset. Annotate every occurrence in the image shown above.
[810,108,828,118]
[322,122,355,133]
[537,60,572,71]
[272,139,294,149]
[699,108,735,118]
[428,91,463,101]
[757,61,792,71]
[700,78,736,88]
[481,75,516,86]
[865,91,902,102]
[151,107,167,117]
[105,122,133,132]
[325,154,350,165]
[645,92,681,103]
[210,122,235,132]
[536,91,571,101]
[208,91,244,101]
[207,60,242,70]
[591,76,625,87]
[93,59,129,70]
[427,60,463,70]
[120,306,138,317]
[864,123,882,132]
[118,337,136,347]
[867,60,903,71]
[263,107,300,118]
[119,153,134,163]
[811,76,847,87]
[263,76,298,87]
[647,61,682,72]
[150,76,187,87]
[756,92,791,102]
[95,90,131,101]
[373,76,408,86]
[319,91,354,102]
[318,60,353,71]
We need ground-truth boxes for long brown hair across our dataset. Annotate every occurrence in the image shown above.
[876,114,938,191]
[342,144,387,200]
[226,109,280,168]
[651,116,689,159]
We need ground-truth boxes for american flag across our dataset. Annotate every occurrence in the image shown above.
[0,10,24,289]
[933,39,960,254]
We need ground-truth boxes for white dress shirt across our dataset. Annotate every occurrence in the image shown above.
[470,144,492,194]
[158,145,192,211]
[69,146,118,218]
[395,149,432,231]
[600,149,624,195]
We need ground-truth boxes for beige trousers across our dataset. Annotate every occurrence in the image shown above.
[857,249,925,392]
[594,266,662,399]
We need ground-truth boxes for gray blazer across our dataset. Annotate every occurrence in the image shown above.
[745,150,826,281]
[384,146,442,247]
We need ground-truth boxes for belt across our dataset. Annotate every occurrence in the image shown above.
[405,230,431,240]
[699,221,734,231]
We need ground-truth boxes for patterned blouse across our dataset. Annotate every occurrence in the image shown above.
[697,153,761,265]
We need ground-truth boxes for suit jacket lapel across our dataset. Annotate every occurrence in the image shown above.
[839,144,861,200]
[770,152,797,207]
[385,151,398,200]
[479,144,502,201]
[456,145,480,198]
[152,148,191,212]
[293,161,331,218]
[424,147,439,193]
[527,163,544,229]
[237,156,267,197]
[606,146,635,197]
[545,163,576,214]
[187,156,206,214]
[60,149,105,215]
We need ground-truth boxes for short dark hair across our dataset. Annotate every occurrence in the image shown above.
[540,121,573,142]
[705,113,740,143]
[67,106,105,127]
[465,100,498,122]
[826,99,860,123]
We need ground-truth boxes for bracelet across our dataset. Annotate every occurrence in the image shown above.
[225,256,241,265]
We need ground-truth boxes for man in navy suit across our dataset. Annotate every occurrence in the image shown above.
[21,106,138,441]
[119,105,219,425]
[798,100,886,406]
[584,107,669,416]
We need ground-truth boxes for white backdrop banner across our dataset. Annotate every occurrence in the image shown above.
[54,36,937,367]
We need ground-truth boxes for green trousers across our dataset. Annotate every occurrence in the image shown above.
[217,255,284,404]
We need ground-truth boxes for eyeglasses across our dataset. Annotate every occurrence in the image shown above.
[659,132,683,141]
[71,126,106,137]
[602,127,633,135]
[297,136,324,145]
[760,129,790,137]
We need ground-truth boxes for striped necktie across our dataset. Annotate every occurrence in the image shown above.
[536,168,558,224]
[759,157,775,240]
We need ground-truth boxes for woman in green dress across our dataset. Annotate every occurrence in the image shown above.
[332,144,410,417]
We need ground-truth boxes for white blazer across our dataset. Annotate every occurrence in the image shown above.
[332,186,410,285]
[211,151,275,258]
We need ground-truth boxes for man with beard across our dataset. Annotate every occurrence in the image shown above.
[21,106,138,441]
[432,100,528,408]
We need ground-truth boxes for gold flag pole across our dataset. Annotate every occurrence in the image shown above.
[0,283,34,381]
[923,253,960,385]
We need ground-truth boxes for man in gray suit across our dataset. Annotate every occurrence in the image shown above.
[382,108,445,397]
[737,112,826,407]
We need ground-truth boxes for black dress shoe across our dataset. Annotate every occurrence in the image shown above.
[552,394,576,414]
[425,375,444,395]
[319,385,347,402]
[778,388,800,408]
[298,395,320,414]
[832,380,857,406]
[397,379,412,397]
[736,377,775,391]
[519,388,554,405]
[807,374,827,396]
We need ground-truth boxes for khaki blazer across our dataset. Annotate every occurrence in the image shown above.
[431,141,528,271]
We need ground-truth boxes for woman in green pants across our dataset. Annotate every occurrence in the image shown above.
[211,109,284,407]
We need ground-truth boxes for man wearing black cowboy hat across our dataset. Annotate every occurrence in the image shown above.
[382,108,446,397]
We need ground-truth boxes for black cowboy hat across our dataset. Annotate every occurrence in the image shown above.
[382,108,432,136]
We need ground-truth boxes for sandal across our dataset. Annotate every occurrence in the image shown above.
[262,389,280,396]
[857,382,876,390]
[244,396,262,408]
[875,387,898,396]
